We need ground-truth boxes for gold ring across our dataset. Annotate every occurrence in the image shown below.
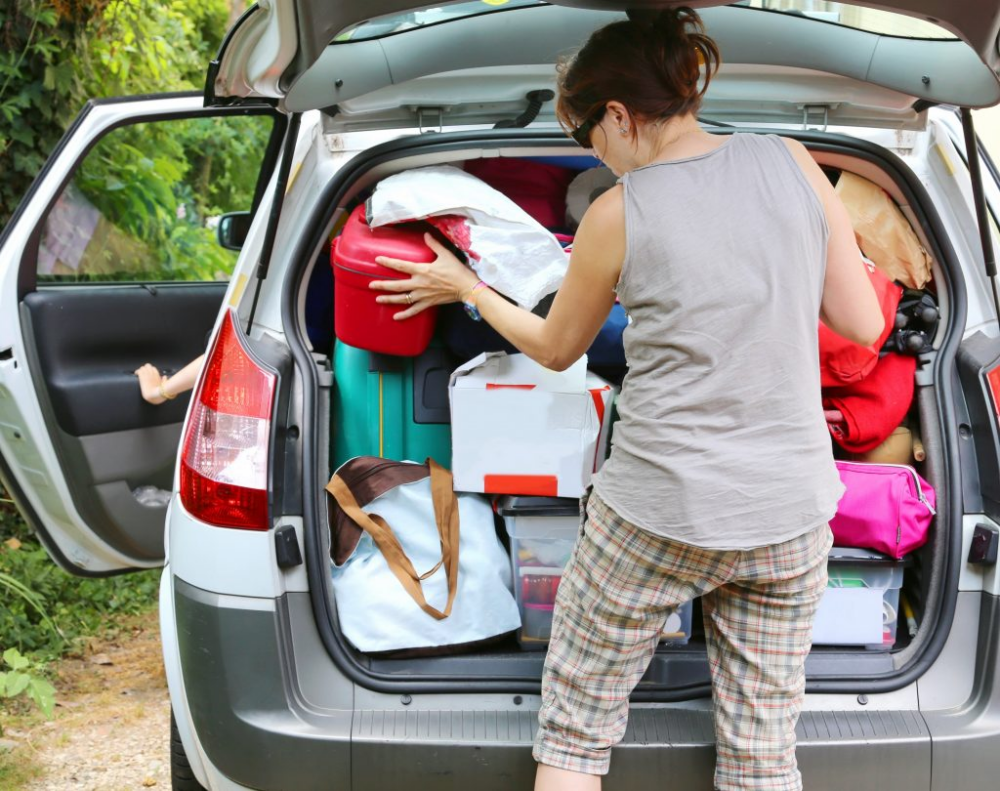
[406,293,413,305]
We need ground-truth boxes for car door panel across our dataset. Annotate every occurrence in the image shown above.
[21,285,223,435]
[17,283,225,560]
[0,94,284,574]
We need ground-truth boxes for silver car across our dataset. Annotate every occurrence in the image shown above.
[2,1,1000,788]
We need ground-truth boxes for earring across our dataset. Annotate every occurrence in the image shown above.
[619,127,628,135]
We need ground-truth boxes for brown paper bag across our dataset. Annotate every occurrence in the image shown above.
[836,171,933,290]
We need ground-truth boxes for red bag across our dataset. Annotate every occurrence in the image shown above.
[819,257,902,388]
[463,158,576,229]
[824,352,917,454]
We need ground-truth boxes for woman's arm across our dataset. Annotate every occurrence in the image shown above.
[782,138,885,346]
[370,186,626,371]
[134,354,206,405]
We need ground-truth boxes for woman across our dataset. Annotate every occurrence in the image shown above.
[370,8,883,790]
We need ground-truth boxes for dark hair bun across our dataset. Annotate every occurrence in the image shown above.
[556,6,721,138]
[653,6,689,38]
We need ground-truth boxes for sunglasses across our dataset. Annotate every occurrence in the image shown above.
[570,106,607,148]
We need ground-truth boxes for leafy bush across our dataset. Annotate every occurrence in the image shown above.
[0,486,160,662]
[1,0,234,231]
[0,540,160,660]
[0,648,55,725]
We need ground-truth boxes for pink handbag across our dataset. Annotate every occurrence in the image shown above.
[831,461,936,559]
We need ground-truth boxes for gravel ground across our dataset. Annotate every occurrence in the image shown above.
[13,610,172,791]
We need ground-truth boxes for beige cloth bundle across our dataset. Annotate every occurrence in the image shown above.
[835,171,933,289]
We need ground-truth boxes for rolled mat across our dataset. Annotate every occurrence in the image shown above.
[822,352,917,454]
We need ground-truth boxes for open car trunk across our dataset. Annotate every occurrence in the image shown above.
[284,126,961,697]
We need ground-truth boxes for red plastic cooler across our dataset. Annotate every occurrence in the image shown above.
[331,205,437,356]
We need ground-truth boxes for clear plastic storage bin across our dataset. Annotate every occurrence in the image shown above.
[813,547,906,650]
[500,496,693,650]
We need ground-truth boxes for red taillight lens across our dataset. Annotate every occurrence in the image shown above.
[179,310,276,530]
[988,365,1000,418]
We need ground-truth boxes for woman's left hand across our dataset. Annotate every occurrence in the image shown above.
[134,363,167,405]
[371,233,481,320]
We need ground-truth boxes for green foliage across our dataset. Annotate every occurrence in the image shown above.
[0,0,236,233]
[0,539,160,660]
[0,648,55,723]
[42,113,271,283]
[0,569,61,640]
[0,486,160,662]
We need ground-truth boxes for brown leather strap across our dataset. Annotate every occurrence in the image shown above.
[325,460,459,620]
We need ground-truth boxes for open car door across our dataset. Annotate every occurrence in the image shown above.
[0,94,284,575]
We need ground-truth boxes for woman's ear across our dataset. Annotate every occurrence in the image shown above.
[605,100,631,133]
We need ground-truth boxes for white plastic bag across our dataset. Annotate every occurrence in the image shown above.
[327,457,521,654]
[367,165,569,309]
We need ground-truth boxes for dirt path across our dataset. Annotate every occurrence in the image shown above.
[8,609,172,791]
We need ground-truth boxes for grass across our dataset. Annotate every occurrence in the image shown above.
[0,485,163,787]
[0,747,44,789]
[0,491,161,661]
[0,609,167,790]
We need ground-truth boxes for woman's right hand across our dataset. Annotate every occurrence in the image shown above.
[134,363,167,405]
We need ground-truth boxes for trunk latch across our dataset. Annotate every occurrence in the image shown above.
[801,104,834,131]
[415,106,447,134]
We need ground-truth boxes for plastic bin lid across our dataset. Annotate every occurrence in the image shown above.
[497,496,580,517]
[828,547,905,564]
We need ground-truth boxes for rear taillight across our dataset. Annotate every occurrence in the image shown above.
[988,365,1000,418]
[180,310,276,530]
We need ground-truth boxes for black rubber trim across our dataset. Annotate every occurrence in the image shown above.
[280,128,966,697]
[90,91,202,105]
[17,101,285,300]
[0,448,131,578]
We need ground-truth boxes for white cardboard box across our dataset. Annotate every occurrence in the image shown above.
[449,352,616,498]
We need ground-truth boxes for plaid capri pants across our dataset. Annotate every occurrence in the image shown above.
[533,490,833,791]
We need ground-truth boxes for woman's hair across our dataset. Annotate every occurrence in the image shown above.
[556,7,721,138]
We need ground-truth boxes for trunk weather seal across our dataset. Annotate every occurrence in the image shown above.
[282,128,965,697]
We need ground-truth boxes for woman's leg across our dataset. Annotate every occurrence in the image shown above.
[533,493,729,784]
[534,764,602,791]
[700,525,832,791]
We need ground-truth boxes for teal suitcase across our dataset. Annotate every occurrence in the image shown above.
[332,340,454,469]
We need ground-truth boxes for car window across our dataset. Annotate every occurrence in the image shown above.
[336,0,544,41]
[733,1,956,39]
[339,0,957,43]
[37,114,273,284]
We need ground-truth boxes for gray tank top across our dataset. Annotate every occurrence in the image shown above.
[591,132,845,550]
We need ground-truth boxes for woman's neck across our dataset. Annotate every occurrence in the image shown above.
[636,115,715,167]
